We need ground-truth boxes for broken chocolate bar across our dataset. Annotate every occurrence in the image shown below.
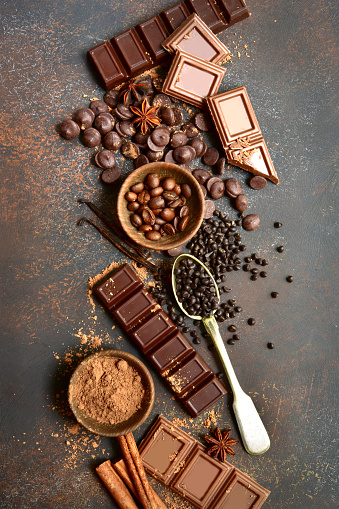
[93,264,226,417]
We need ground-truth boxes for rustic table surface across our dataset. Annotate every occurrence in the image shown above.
[0,0,337,508]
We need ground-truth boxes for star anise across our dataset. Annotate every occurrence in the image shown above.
[205,427,239,462]
[118,79,151,104]
[130,99,161,135]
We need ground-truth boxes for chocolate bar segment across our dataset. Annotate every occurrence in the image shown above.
[111,28,152,77]
[136,15,170,65]
[138,415,270,509]
[88,41,127,90]
[160,2,192,32]
[216,0,250,24]
[185,0,227,33]
[93,265,226,417]
[162,51,225,108]
[162,13,230,64]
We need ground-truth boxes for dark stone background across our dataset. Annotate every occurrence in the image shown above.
[0,0,337,507]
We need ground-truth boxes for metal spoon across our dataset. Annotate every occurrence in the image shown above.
[172,254,270,455]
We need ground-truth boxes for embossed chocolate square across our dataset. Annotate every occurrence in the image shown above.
[212,470,270,509]
[162,51,225,108]
[162,13,230,64]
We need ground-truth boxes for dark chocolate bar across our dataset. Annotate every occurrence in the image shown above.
[206,87,279,184]
[88,0,249,90]
[93,264,226,417]
[137,415,270,509]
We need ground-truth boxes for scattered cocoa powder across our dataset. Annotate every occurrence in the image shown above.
[70,357,145,424]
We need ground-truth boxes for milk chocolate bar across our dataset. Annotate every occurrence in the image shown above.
[206,87,279,184]
[137,415,270,509]
[93,264,226,417]
[88,0,249,90]
[162,13,230,64]
[162,51,225,108]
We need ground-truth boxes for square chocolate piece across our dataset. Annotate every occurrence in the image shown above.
[88,41,127,90]
[111,28,151,76]
[162,51,225,108]
[185,0,227,33]
[136,15,170,65]
[216,0,250,24]
[182,376,227,417]
[206,87,261,146]
[113,289,158,331]
[172,444,234,508]
[149,331,194,374]
[166,355,212,395]
[162,13,230,64]
[212,470,270,509]
[130,309,176,354]
[139,415,195,484]
[160,3,191,32]
[93,264,142,311]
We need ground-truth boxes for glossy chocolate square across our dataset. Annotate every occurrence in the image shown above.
[162,13,230,64]
[111,28,151,76]
[113,288,157,331]
[93,264,142,311]
[136,15,170,64]
[130,310,176,354]
[162,51,225,108]
[182,376,227,417]
[160,3,192,32]
[139,415,195,484]
[212,470,270,509]
[149,331,194,374]
[172,444,233,508]
[206,87,261,146]
[166,355,212,396]
[88,41,127,90]
[185,0,227,33]
[216,0,250,24]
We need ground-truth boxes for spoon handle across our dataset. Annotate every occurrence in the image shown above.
[202,315,270,455]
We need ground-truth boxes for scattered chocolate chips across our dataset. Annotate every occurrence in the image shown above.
[267,342,275,349]
[249,176,267,190]
[203,147,219,166]
[235,194,248,212]
[82,127,101,147]
[101,166,121,184]
[247,318,256,325]
[74,108,95,130]
[225,178,242,198]
[274,222,283,228]
[60,119,80,140]
[286,276,294,283]
[271,292,279,298]
[277,246,284,253]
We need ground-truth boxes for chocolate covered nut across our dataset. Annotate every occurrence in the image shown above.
[204,199,215,219]
[162,177,176,191]
[249,175,267,189]
[95,149,116,169]
[82,127,101,147]
[188,138,207,157]
[235,194,248,212]
[145,173,160,189]
[151,127,170,147]
[242,214,260,231]
[90,99,109,116]
[181,184,192,198]
[74,108,95,130]
[104,89,119,108]
[225,178,242,198]
[194,112,211,131]
[130,214,143,228]
[103,131,122,150]
[94,113,115,134]
[130,182,144,193]
[145,230,162,241]
[182,122,199,138]
[203,147,219,166]
[60,119,80,140]
[121,141,140,159]
[101,166,121,184]
[192,169,210,184]
[134,154,149,168]
[171,131,188,148]
[215,157,226,175]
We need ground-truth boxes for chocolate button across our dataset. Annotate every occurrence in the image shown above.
[121,141,140,159]
[242,214,260,231]
[204,200,215,219]
[115,103,134,120]
[160,107,175,126]
[164,150,176,164]
[249,176,267,189]
[188,139,207,158]
[94,113,115,134]
[194,112,211,132]
[203,147,219,166]
[209,180,225,200]
[82,127,101,147]
[101,166,121,184]
[225,178,242,198]
[172,108,183,125]
[206,177,223,193]
[119,120,136,137]
[171,131,188,148]
[166,245,183,257]
[173,146,193,164]
[103,131,122,151]
[235,194,248,212]
[134,154,149,168]
[145,150,163,162]
[151,127,170,147]
[95,149,116,169]
[90,100,109,116]
[192,169,210,185]
[152,94,172,108]
[60,120,80,140]
[182,122,199,138]
[74,108,95,130]
[104,90,119,108]
[215,157,226,175]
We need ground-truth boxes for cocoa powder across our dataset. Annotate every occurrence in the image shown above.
[70,357,145,425]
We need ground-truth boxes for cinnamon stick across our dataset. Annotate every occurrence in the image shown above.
[96,460,138,509]
[118,435,151,509]
[125,433,158,509]
[114,459,167,509]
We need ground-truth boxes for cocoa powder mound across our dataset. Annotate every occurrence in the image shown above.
[71,357,145,424]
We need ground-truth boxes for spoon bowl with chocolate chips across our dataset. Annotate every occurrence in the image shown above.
[172,254,270,456]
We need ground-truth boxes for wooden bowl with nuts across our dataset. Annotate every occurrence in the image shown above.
[117,162,205,251]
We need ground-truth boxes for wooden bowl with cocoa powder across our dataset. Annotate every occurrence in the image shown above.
[68,350,154,437]
[117,162,205,251]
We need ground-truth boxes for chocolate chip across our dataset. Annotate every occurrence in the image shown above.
[267,342,275,349]
[242,214,260,231]
[248,318,256,325]
[227,339,235,345]
[119,120,135,137]
[203,147,219,166]
[164,150,176,163]
[188,138,207,157]
[115,103,134,120]
[215,157,226,175]
[147,136,166,152]
[166,245,184,257]
[172,108,183,125]
[134,154,149,168]
[60,119,80,140]
[204,200,215,219]
[225,178,242,198]
[260,271,267,278]
[82,127,101,147]
[271,292,279,298]
[194,112,211,131]
[171,131,188,148]
[274,222,283,228]
[145,150,163,162]
[160,106,175,125]
[151,127,170,147]
[235,194,248,212]
[173,146,194,163]
[90,100,109,116]
[101,166,121,184]
[94,113,115,134]
[228,325,237,332]
[192,169,210,185]
[121,141,140,159]
[277,245,284,253]
[249,175,267,189]
[210,180,225,200]
[74,108,95,130]
[286,275,294,283]
[95,149,116,169]
[104,89,119,108]
[103,131,122,151]
[152,94,172,108]
[182,122,199,138]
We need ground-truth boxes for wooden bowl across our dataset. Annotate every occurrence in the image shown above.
[68,350,154,437]
[117,162,205,251]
